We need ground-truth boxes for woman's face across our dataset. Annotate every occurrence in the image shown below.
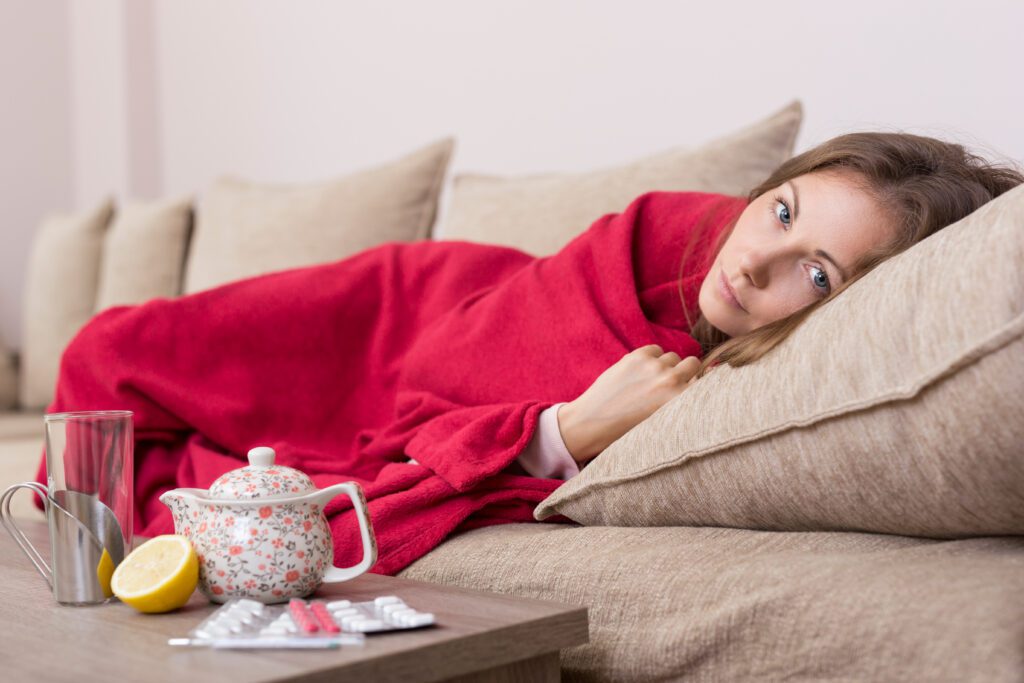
[698,170,895,337]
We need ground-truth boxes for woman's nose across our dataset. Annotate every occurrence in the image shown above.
[738,242,787,288]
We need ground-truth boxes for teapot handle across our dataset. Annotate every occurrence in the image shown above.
[321,482,378,582]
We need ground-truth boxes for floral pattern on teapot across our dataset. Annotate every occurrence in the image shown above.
[163,495,333,603]
[208,462,316,500]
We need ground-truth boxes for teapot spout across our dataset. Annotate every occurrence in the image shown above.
[158,488,205,533]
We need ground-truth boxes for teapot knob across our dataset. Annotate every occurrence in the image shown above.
[247,446,275,467]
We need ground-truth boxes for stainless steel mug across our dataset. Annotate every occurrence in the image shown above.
[0,411,133,605]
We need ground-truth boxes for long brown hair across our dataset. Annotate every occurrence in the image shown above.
[679,132,1024,378]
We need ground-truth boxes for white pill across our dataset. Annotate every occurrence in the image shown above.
[198,624,230,638]
[374,596,402,606]
[326,600,352,610]
[389,608,416,619]
[352,619,385,631]
[381,603,410,615]
[236,599,265,612]
[404,613,434,627]
[332,607,359,617]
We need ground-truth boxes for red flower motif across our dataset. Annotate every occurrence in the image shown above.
[250,529,258,536]
[259,506,273,519]
[272,589,283,596]
[211,585,224,595]
[285,570,299,582]
[217,570,225,577]
[296,550,304,559]
[283,517,292,525]
[229,545,243,555]
[272,482,281,488]
[224,516,235,526]
[258,564,266,571]
[198,522,207,533]
[303,520,312,532]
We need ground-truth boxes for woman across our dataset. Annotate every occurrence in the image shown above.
[39,131,1023,574]
[547,132,1023,471]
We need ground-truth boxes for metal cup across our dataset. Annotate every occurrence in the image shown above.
[0,411,133,605]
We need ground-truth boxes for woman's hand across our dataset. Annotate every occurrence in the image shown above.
[557,344,700,464]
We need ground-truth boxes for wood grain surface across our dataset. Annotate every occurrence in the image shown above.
[0,517,588,682]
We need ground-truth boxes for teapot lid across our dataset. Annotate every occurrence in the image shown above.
[208,447,316,500]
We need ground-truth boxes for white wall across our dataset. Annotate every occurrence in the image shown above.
[2,0,1023,349]
[150,0,1024,195]
[0,0,72,351]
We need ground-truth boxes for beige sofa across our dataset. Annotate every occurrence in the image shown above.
[3,103,1022,681]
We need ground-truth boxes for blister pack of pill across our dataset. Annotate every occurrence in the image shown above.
[168,596,436,650]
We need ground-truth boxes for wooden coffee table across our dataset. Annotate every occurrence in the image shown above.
[1,517,588,682]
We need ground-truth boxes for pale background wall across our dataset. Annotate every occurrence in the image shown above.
[2,0,1023,350]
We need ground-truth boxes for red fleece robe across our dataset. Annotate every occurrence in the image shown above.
[35,191,747,575]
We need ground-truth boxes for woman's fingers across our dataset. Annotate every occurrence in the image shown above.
[635,343,664,357]
[659,351,682,366]
[674,356,701,380]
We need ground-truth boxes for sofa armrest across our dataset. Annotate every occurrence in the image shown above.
[0,345,17,411]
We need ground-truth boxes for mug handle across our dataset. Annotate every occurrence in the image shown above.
[0,482,53,588]
[320,482,378,582]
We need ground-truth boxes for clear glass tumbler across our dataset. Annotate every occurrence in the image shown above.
[0,411,134,604]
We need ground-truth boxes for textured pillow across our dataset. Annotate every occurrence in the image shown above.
[95,196,192,310]
[184,138,454,294]
[535,183,1024,537]
[437,100,801,255]
[20,198,113,409]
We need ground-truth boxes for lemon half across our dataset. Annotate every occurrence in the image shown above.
[111,534,199,613]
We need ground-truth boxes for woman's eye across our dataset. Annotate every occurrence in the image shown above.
[809,265,830,295]
[773,198,791,228]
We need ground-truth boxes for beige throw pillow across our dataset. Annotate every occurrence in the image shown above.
[437,101,802,255]
[535,183,1024,538]
[184,138,454,294]
[95,196,192,310]
[19,199,113,409]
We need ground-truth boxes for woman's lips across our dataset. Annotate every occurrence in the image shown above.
[718,269,747,312]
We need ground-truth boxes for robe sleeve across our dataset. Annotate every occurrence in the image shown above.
[357,393,560,492]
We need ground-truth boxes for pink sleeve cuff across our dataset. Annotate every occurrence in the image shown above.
[516,403,581,480]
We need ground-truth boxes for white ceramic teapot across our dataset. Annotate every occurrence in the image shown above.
[159,446,377,604]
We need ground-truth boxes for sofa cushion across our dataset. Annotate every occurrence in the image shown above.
[184,138,454,294]
[399,524,1024,682]
[437,101,801,255]
[535,183,1024,537]
[95,196,193,310]
[19,199,113,409]
[0,411,44,440]
[0,430,45,520]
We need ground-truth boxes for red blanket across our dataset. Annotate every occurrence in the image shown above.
[35,191,745,575]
